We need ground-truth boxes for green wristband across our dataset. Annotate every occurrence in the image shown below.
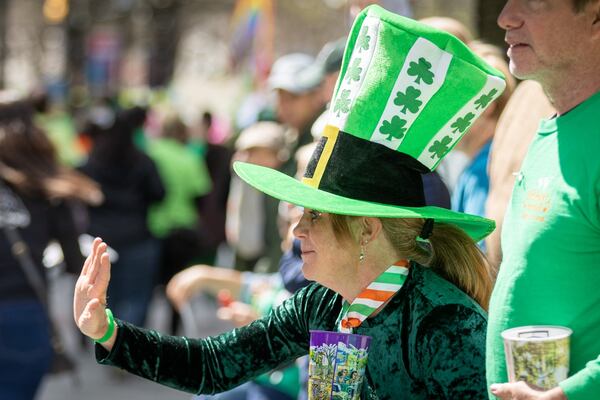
[95,308,115,344]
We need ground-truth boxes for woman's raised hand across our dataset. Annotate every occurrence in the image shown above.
[73,238,114,343]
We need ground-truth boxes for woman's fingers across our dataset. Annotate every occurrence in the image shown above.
[81,237,102,276]
[85,250,110,310]
[75,240,99,323]
[88,242,107,284]
[94,253,111,296]
[74,238,112,338]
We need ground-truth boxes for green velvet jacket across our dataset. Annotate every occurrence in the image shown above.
[96,264,487,399]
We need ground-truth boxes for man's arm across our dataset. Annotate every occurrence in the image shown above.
[559,355,600,400]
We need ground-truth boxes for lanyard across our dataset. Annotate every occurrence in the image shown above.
[339,259,409,333]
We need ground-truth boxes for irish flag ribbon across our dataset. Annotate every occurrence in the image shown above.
[339,259,409,333]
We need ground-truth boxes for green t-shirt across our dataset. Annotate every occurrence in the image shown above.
[35,112,85,166]
[146,138,212,238]
[487,91,600,400]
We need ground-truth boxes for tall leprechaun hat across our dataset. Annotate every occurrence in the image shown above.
[234,5,506,242]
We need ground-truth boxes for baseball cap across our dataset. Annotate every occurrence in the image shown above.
[235,121,287,152]
[268,53,323,94]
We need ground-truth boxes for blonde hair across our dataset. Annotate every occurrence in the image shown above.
[330,215,492,310]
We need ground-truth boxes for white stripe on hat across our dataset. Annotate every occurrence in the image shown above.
[370,37,452,150]
[417,74,506,170]
[329,15,381,129]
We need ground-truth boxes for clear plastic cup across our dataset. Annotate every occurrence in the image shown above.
[502,325,572,389]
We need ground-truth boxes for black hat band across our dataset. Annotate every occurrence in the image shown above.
[302,126,428,208]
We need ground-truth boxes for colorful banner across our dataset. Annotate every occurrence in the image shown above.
[229,0,275,83]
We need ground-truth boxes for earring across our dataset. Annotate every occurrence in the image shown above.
[359,240,368,262]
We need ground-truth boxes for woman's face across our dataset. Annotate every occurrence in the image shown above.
[292,209,357,288]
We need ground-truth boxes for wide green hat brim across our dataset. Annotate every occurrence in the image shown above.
[234,161,495,242]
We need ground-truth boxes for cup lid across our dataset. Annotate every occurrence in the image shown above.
[501,325,573,341]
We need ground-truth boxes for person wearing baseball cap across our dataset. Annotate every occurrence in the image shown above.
[228,121,289,272]
[268,53,326,177]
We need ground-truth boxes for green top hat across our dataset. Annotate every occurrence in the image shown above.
[234,5,506,241]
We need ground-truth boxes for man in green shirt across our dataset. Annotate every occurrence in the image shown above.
[487,1,600,399]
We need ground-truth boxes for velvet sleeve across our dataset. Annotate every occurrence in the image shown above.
[95,283,340,395]
[415,304,488,399]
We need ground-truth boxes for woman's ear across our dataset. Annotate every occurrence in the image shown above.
[360,217,383,244]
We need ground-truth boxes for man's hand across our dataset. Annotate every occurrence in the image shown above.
[491,382,567,400]
[166,265,211,310]
[217,301,259,327]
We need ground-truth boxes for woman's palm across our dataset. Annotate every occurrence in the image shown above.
[73,238,111,339]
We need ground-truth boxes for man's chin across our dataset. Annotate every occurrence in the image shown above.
[508,63,535,81]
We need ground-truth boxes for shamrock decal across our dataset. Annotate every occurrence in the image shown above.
[451,112,476,134]
[474,89,498,109]
[334,90,352,117]
[394,86,422,114]
[407,57,434,85]
[379,116,408,141]
[428,136,453,159]
[358,26,371,52]
[346,58,363,84]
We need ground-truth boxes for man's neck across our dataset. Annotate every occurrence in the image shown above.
[542,68,600,115]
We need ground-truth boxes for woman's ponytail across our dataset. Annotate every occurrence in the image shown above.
[426,223,492,310]
[380,218,493,310]
[329,214,493,310]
